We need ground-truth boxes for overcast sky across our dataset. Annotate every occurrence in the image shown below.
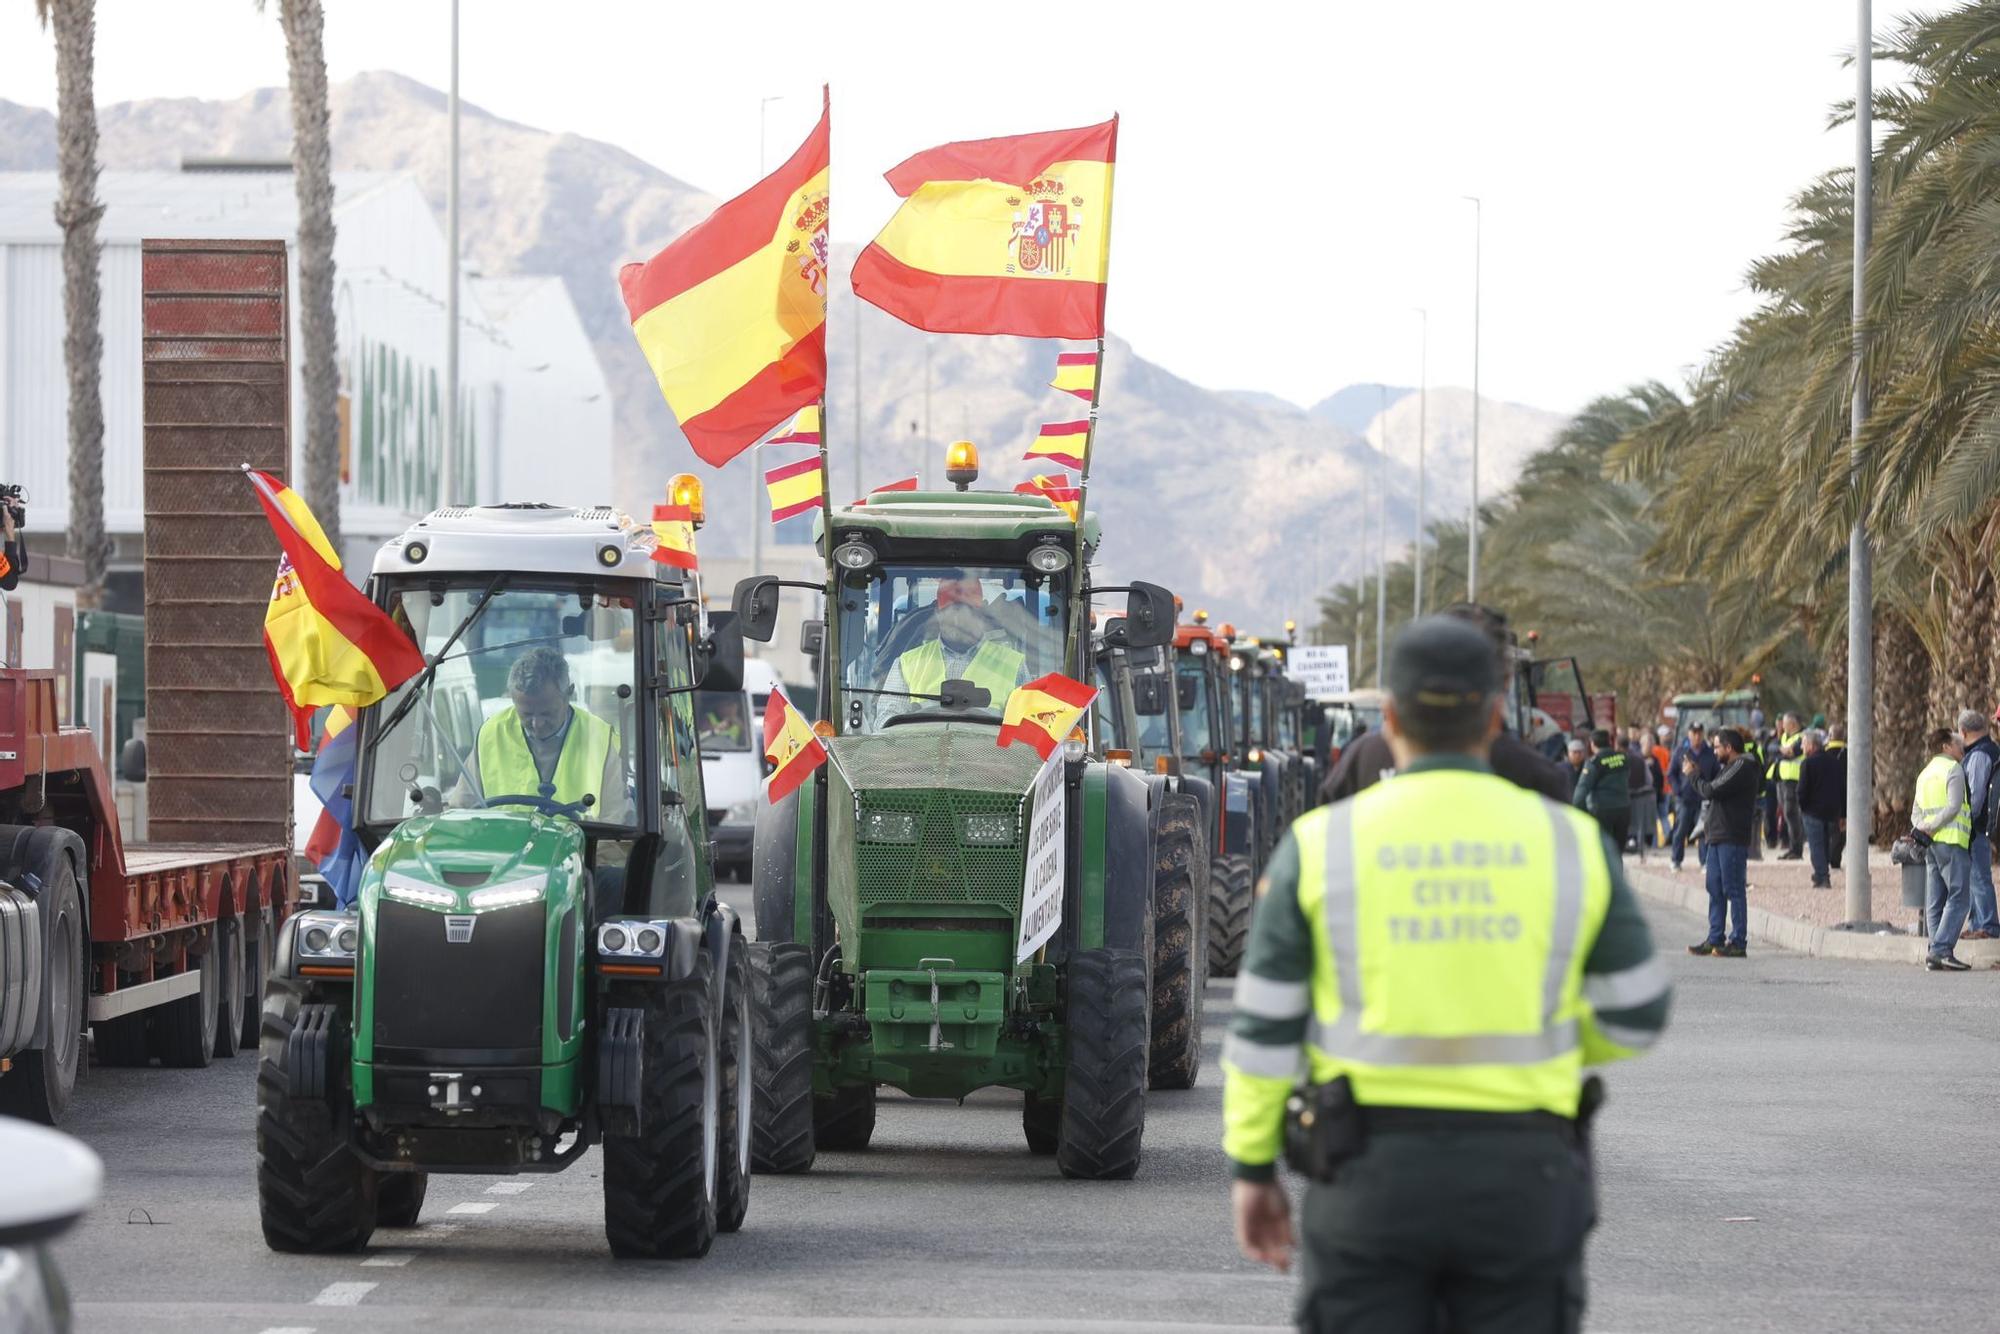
[0,0,1929,416]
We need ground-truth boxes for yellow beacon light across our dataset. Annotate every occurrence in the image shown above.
[945,440,980,490]
[668,472,705,526]
[1193,609,1209,625]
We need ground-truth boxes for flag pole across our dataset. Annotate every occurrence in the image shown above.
[1067,115,1117,675]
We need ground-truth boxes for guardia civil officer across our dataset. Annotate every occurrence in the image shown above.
[1224,617,1672,1333]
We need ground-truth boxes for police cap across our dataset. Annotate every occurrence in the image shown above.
[1387,616,1501,712]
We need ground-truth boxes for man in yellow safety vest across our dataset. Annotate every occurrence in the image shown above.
[1223,616,1672,1332]
[877,570,1028,720]
[463,645,626,822]
[1912,726,1974,971]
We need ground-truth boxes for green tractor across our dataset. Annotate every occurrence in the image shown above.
[1226,638,1300,872]
[1173,616,1259,977]
[256,502,752,1260]
[734,470,1179,1178]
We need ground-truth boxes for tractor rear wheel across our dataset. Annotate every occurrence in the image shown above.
[257,974,376,1253]
[602,949,719,1259]
[156,940,220,1068]
[813,1083,876,1151]
[1206,854,1253,978]
[747,941,815,1174]
[1148,792,1206,1091]
[716,933,752,1234]
[375,1172,429,1228]
[1056,949,1149,1180]
[1022,1092,1060,1155]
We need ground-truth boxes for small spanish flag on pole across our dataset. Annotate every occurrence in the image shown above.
[650,504,699,570]
[1014,472,1081,522]
[763,684,829,801]
[764,454,825,524]
[997,672,1098,759]
[1050,350,1099,403]
[1024,420,1089,471]
[768,404,821,448]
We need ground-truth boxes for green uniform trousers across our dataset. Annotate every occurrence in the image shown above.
[1296,1127,1593,1334]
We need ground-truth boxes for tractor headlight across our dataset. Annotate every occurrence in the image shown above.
[468,882,544,911]
[1190,640,1208,656]
[384,875,458,909]
[961,812,1016,845]
[859,809,918,843]
[833,540,876,571]
[600,925,629,953]
[597,919,671,959]
[296,912,359,960]
[1248,747,1263,764]
[336,925,359,953]
[635,927,664,955]
[1027,544,1070,574]
[303,925,330,953]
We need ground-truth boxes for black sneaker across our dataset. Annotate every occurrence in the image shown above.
[1926,955,1949,971]
[1688,941,1722,956]
[1940,954,1973,971]
[1718,942,1748,958]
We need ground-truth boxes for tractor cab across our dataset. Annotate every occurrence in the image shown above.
[1174,614,1257,976]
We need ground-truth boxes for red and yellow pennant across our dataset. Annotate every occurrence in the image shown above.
[855,475,919,504]
[997,672,1098,759]
[763,684,828,802]
[1014,471,1080,522]
[768,404,821,448]
[1024,420,1088,471]
[245,468,425,749]
[851,116,1118,340]
[765,453,824,524]
[619,90,829,466]
[1050,350,1099,403]
[650,503,699,570]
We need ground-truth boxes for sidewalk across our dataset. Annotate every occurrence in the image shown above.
[1623,842,2000,964]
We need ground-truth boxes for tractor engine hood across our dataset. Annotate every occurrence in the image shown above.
[828,721,1043,799]
[365,807,584,905]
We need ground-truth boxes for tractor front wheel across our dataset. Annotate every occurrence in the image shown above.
[716,934,752,1234]
[256,974,376,1253]
[376,1172,429,1228]
[602,948,720,1259]
[1206,854,1253,978]
[1022,1092,1060,1155]
[813,1083,877,1151]
[748,941,816,1174]
[1148,792,1207,1090]
[1056,949,1149,1180]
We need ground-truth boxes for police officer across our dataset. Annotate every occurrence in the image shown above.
[1224,617,1673,1333]
[1570,728,1632,852]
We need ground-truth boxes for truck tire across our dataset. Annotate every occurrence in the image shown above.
[602,948,719,1259]
[1207,854,1253,978]
[1148,792,1206,1091]
[213,910,246,1059]
[257,973,376,1253]
[1056,949,1149,1181]
[155,941,220,1069]
[813,1083,876,1151]
[92,1010,151,1067]
[375,1172,429,1228]
[0,855,84,1124]
[1022,1092,1059,1155]
[716,933,752,1235]
[747,940,815,1174]
[242,906,274,1052]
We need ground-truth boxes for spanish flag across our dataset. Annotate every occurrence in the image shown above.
[1014,472,1081,522]
[851,116,1117,340]
[651,503,699,570]
[245,468,425,750]
[619,90,830,466]
[1024,420,1088,471]
[765,454,824,524]
[997,672,1098,759]
[1050,350,1099,403]
[768,404,821,448]
[763,685,828,802]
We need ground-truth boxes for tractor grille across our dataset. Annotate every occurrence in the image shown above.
[855,788,1026,906]
[373,900,544,1062]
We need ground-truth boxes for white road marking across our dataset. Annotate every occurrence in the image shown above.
[309,1281,377,1307]
[361,1251,415,1267]
[258,1328,317,1334]
[447,1201,498,1215]
[485,1181,534,1195]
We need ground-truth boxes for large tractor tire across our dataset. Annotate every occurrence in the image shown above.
[376,1172,429,1228]
[257,974,377,1253]
[813,1083,877,1151]
[1056,949,1150,1180]
[1148,791,1206,1091]
[747,941,815,1173]
[1022,1092,1060,1155]
[155,939,220,1069]
[716,933,752,1235]
[1207,853,1253,978]
[212,908,246,1059]
[602,948,720,1259]
[0,854,85,1124]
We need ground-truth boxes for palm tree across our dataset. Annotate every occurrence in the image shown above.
[259,0,341,551]
[36,0,107,605]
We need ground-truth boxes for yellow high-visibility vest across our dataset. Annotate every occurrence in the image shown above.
[1915,755,1972,850]
[1776,731,1804,782]
[477,705,614,807]
[898,638,1026,705]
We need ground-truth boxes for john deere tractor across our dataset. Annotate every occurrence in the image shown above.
[255,502,751,1260]
[734,451,1178,1179]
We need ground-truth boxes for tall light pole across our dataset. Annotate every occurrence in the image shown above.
[1413,307,1428,618]
[853,285,864,498]
[1374,384,1388,684]
[1845,0,1875,925]
[442,0,460,506]
[1463,195,1482,602]
[749,94,785,599]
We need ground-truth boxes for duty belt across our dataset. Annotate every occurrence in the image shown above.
[1361,1106,1578,1142]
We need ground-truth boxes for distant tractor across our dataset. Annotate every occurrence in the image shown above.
[1173,617,1259,977]
[736,447,1179,1178]
[255,502,751,1260]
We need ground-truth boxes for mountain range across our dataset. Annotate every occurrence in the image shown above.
[0,73,1568,626]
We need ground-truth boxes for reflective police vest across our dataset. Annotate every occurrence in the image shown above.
[1776,731,1804,782]
[1914,755,1972,850]
[1286,770,1610,1116]
[478,705,614,806]
[898,638,1026,704]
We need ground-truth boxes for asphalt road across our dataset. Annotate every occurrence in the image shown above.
[40,896,2000,1333]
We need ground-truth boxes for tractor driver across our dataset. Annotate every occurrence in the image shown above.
[878,570,1028,720]
[456,645,629,822]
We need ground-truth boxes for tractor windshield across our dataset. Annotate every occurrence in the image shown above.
[363,584,639,828]
[837,561,1070,733]
[1177,656,1217,757]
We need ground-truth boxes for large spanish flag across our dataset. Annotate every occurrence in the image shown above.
[245,468,425,749]
[851,116,1117,340]
[620,90,830,466]
[997,672,1098,759]
[763,685,828,802]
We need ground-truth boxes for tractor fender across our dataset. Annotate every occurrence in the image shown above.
[1096,762,1155,956]
[0,825,88,1054]
[1179,774,1217,849]
[1223,773,1257,858]
[700,899,742,1010]
[752,787,802,944]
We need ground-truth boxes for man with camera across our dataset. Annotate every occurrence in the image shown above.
[0,485,25,592]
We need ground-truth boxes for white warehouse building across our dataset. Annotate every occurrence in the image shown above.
[0,166,612,607]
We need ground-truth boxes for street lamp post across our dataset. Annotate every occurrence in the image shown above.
[1463,195,1482,602]
[1846,0,1875,925]
[442,0,460,506]
[1375,384,1388,684]
[749,94,785,619]
[1413,307,1428,618]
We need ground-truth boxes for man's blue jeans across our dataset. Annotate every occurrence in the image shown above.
[1704,842,1749,947]
[1968,832,1999,935]
[1803,814,1832,886]
[1925,841,1973,957]
[1672,796,1702,868]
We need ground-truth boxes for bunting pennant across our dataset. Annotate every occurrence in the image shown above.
[765,454,825,524]
[768,404,822,447]
[1050,350,1099,402]
[650,503,699,569]
[1014,472,1081,521]
[997,672,1098,759]
[856,475,919,503]
[1024,420,1089,470]
[763,684,829,802]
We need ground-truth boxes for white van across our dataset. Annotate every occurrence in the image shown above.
[699,658,781,882]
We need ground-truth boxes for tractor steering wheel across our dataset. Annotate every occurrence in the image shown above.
[481,793,595,819]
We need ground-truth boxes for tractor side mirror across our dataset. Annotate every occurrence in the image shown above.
[1121,581,1176,649]
[699,611,745,692]
[1132,673,1169,716]
[1177,676,1200,711]
[800,618,825,657]
[732,576,782,643]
